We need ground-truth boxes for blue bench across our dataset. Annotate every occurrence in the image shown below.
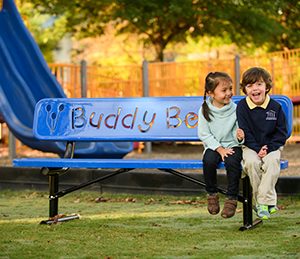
[13,95,293,230]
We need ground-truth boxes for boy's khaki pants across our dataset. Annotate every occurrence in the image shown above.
[242,146,282,206]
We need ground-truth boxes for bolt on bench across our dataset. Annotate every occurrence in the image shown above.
[13,95,293,230]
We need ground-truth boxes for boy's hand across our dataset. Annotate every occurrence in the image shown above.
[216,146,235,161]
[258,145,268,158]
[236,128,245,141]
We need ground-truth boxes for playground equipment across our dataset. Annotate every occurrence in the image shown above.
[0,0,132,158]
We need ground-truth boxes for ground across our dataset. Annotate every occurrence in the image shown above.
[0,142,299,176]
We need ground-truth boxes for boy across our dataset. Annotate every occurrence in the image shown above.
[236,67,288,220]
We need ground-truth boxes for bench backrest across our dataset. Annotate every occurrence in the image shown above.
[33,96,293,142]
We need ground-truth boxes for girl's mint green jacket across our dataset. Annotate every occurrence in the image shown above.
[197,98,242,152]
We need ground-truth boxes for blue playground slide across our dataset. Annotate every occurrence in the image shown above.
[0,0,133,158]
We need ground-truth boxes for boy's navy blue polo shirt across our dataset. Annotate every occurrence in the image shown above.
[236,95,288,153]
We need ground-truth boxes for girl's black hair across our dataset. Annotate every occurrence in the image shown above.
[202,72,232,122]
[240,67,273,95]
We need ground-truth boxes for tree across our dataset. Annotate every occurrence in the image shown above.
[268,0,300,51]
[18,0,67,62]
[29,0,298,61]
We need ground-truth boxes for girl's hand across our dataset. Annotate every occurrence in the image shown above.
[236,128,245,141]
[216,146,235,161]
[258,145,268,158]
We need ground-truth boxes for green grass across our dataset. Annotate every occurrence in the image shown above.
[0,190,299,258]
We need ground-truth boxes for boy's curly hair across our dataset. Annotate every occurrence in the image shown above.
[240,67,273,95]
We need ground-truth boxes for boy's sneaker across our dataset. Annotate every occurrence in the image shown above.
[257,204,270,220]
[268,205,278,214]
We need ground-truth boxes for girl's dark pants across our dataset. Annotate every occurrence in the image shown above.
[203,147,242,199]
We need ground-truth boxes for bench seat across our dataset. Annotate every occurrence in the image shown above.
[13,158,289,170]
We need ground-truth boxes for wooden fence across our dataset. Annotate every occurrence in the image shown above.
[49,48,300,139]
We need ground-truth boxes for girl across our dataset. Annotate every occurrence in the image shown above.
[198,72,244,218]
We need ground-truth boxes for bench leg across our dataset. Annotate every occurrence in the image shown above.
[40,169,131,225]
[239,176,262,231]
[49,173,59,218]
[39,172,80,225]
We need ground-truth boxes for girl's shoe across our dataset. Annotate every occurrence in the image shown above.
[268,205,278,214]
[257,204,270,220]
[207,194,220,215]
[221,199,237,218]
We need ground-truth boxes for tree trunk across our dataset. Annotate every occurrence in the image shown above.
[153,44,164,62]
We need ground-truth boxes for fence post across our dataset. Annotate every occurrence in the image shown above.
[142,60,149,97]
[8,130,16,162]
[234,55,241,95]
[270,58,276,94]
[142,60,152,153]
[80,60,87,98]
